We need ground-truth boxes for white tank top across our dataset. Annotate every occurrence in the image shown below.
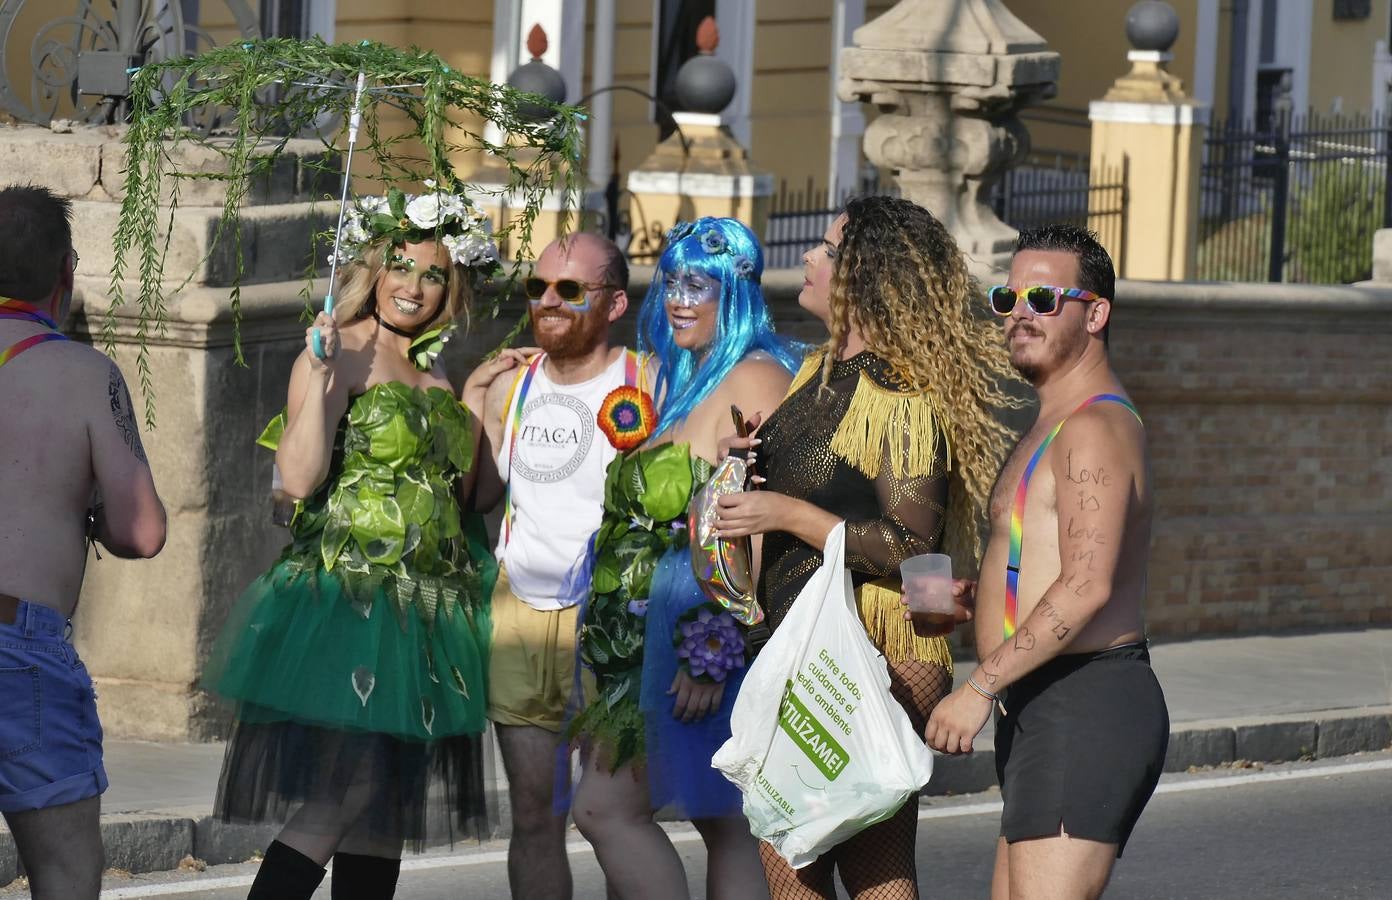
[495,350,630,610]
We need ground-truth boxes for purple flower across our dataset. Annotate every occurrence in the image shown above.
[676,607,746,682]
[627,599,649,617]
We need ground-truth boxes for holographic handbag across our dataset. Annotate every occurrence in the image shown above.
[688,454,764,626]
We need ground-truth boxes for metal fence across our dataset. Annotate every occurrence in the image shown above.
[762,177,896,269]
[759,158,1125,270]
[1199,111,1392,283]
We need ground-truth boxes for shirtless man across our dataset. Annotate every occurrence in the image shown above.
[0,184,167,899]
[926,223,1168,900]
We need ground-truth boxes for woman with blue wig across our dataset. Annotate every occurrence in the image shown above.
[568,217,800,898]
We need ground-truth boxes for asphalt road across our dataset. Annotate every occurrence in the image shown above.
[11,753,1390,899]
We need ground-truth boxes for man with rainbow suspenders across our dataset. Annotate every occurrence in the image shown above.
[0,185,167,900]
[927,223,1168,900]
[461,232,644,900]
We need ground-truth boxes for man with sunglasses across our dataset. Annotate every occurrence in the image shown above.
[926,223,1167,900]
[462,231,636,900]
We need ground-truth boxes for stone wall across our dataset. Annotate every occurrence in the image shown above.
[59,263,1392,741]
[1110,280,1392,637]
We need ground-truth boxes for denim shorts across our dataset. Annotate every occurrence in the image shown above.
[0,600,108,812]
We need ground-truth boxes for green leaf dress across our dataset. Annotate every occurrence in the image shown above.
[567,442,711,770]
[203,382,495,848]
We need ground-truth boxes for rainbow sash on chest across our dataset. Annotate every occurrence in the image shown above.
[1004,393,1141,639]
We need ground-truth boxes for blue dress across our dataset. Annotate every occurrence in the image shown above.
[639,545,748,819]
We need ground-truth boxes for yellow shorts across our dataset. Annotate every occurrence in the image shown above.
[486,566,582,733]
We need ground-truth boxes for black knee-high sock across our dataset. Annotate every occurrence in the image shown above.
[247,840,326,900]
[329,852,403,900]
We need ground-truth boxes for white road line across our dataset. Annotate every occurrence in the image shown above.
[93,757,1392,898]
[1151,757,1392,794]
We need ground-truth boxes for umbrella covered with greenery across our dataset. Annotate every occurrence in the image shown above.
[109,37,584,423]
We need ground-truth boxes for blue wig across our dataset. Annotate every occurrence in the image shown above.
[638,216,803,438]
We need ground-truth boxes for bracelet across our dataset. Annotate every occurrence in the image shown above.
[966,675,1000,703]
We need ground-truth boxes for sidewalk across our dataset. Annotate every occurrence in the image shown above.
[3,628,1390,884]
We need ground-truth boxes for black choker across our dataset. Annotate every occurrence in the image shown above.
[371,309,421,339]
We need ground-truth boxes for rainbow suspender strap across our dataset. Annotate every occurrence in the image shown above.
[1004,393,1142,639]
[0,298,68,369]
[499,350,643,546]
[500,353,545,547]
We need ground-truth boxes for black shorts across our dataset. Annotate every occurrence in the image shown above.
[994,642,1168,857]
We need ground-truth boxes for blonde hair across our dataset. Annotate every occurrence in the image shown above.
[332,237,473,331]
[820,196,1023,567]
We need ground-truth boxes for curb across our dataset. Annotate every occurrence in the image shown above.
[3,708,1390,886]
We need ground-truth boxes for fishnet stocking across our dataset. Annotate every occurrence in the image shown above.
[760,661,951,900]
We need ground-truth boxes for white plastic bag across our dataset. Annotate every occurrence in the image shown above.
[712,523,934,868]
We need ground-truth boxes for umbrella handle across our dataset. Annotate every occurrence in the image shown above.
[312,294,335,360]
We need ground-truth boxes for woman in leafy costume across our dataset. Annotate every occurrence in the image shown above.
[568,218,801,899]
[202,184,500,900]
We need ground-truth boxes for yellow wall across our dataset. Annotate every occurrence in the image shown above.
[596,0,840,195]
[749,0,835,193]
[1008,0,1200,158]
[1307,3,1390,114]
[327,1,495,183]
[602,0,661,188]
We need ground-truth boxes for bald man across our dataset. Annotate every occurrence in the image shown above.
[461,232,637,899]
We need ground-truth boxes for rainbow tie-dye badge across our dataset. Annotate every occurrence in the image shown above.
[598,385,656,451]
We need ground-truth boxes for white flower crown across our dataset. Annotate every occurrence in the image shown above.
[329,180,500,272]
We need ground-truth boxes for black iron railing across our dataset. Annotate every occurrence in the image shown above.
[1199,111,1392,283]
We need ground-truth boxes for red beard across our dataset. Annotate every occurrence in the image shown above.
[532,303,607,359]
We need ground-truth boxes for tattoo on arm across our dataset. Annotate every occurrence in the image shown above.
[981,649,1005,686]
[1037,598,1073,641]
[108,364,148,464]
[1013,626,1037,651]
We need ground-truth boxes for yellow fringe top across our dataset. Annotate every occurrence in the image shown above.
[785,352,949,481]
[781,352,956,668]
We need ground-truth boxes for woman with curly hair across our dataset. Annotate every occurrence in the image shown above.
[715,195,1019,899]
[568,217,799,899]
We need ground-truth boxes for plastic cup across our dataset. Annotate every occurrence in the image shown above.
[900,553,954,632]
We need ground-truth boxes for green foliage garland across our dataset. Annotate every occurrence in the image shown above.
[108,37,585,424]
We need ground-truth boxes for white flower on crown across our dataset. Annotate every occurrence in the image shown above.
[405,193,445,229]
[331,182,500,273]
[342,211,369,245]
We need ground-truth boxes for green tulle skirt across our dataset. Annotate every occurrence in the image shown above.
[204,561,489,740]
[202,519,497,848]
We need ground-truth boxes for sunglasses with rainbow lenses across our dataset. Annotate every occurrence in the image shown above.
[987,284,1103,317]
[523,277,618,303]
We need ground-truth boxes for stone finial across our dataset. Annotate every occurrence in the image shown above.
[526,23,548,60]
[695,15,719,54]
[1126,1,1180,53]
[837,0,1060,271]
[508,24,567,122]
[1103,1,1190,104]
[675,17,736,114]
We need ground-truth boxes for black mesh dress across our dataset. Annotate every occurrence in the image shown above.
[754,349,956,900]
